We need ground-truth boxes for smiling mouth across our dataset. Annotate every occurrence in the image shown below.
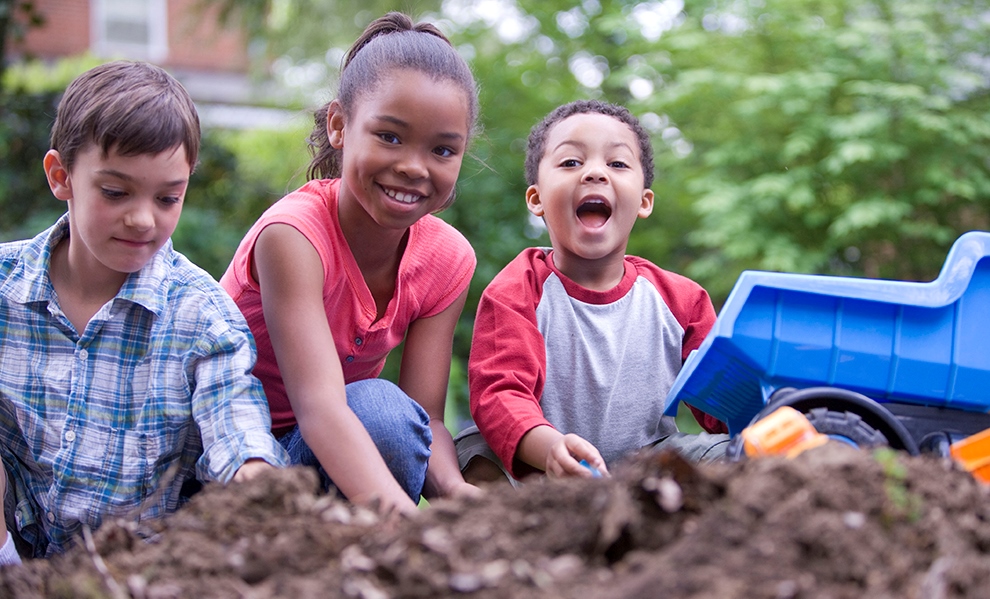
[382,186,424,204]
[576,199,612,228]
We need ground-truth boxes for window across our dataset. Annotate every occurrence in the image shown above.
[92,0,167,61]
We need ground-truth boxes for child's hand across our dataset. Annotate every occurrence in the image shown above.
[447,480,484,500]
[545,434,609,479]
[231,458,277,483]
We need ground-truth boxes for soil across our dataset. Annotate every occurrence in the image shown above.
[2,443,990,599]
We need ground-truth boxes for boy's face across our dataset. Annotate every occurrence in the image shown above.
[44,144,190,278]
[526,113,654,277]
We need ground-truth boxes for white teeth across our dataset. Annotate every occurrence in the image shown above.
[384,188,422,204]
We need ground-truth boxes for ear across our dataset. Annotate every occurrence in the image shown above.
[525,185,544,217]
[327,99,346,150]
[44,150,73,201]
[638,188,655,219]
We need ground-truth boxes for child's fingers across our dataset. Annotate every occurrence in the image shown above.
[562,435,608,475]
[546,437,606,478]
[545,440,583,477]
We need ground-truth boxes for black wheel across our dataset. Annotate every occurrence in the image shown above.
[917,432,953,457]
[803,407,888,448]
[725,406,890,461]
[726,386,919,461]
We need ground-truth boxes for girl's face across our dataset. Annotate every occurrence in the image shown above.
[330,69,471,233]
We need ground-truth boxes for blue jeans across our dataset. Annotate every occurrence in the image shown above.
[277,379,432,502]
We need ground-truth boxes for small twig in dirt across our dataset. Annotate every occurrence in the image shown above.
[81,525,128,599]
[127,461,183,521]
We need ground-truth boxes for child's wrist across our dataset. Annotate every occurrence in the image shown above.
[0,530,22,566]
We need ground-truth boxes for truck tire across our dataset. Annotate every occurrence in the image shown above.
[803,407,888,449]
[726,386,920,460]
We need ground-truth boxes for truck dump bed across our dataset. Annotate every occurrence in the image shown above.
[665,232,990,435]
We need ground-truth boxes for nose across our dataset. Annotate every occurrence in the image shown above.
[583,163,608,183]
[124,199,155,231]
[395,150,428,180]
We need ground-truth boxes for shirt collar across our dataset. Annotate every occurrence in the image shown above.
[0,213,172,317]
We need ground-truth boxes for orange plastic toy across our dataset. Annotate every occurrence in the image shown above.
[950,428,990,484]
[740,406,829,459]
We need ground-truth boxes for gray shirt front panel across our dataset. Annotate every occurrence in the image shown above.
[535,273,683,465]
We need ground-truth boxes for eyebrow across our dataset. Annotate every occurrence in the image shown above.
[373,115,466,141]
[552,139,635,153]
[96,169,188,187]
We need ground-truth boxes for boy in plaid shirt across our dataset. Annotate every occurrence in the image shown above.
[0,61,287,562]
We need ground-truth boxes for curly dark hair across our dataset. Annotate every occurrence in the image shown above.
[524,99,654,188]
[306,12,479,183]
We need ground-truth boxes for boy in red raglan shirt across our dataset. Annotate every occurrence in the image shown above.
[456,100,728,484]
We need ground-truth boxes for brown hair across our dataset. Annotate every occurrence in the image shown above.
[50,60,201,172]
[525,100,655,188]
[306,12,479,181]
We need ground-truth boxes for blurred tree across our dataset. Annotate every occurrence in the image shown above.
[0,85,59,238]
[0,58,101,244]
[203,0,443,60]
[640,0,990,300]
[0,0,43,84]
[443,0,990,304]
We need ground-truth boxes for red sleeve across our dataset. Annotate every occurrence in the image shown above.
[681,286,728,433]
[634,258,727,434]
[468,251,554,478]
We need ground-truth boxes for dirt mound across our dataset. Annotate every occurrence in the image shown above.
[2,443,990,598]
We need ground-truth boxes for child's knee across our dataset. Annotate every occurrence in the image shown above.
[455,427,515,487]
[463,456,511,486]
[654,432,730,463]
[347,379,431,442]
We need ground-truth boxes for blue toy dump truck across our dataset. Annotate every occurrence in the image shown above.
[664,231,990,458]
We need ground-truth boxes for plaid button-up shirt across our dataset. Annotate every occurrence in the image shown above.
[0,215,287,557]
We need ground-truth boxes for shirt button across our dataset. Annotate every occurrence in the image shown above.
[47,512,56,523]
[355,338,363,346]
[77,349,88,360]
[64,430,76,443]
[345,356,354,363]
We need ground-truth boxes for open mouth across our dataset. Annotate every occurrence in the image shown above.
[576,199,612,228]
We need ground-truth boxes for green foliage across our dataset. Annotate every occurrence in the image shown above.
[175,124,312,279]
[640,0,990,300]
[874,447,924,523]
[0,86,59,231]
[203,0,445,62]
[0,0,45,81]
[0,57,103,242]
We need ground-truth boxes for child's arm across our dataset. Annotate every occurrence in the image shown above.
[398,287,478,500]
[517,426,609,479]
[255,224,419,515]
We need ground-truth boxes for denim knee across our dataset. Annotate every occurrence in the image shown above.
[346,379,433,500]
[277,379,433,501]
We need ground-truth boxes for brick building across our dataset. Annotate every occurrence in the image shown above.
[8,0,293,125]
